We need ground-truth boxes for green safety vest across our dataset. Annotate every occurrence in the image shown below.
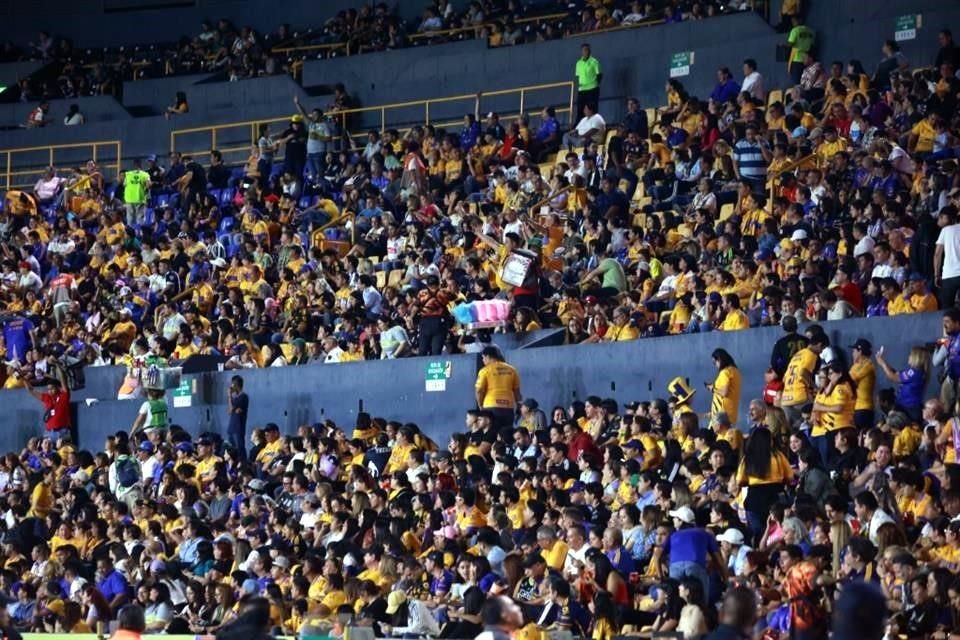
[148,398,168,428]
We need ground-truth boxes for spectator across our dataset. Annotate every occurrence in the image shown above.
[164,91,189,119]
[63,103,84,126]
[574,44,602,117]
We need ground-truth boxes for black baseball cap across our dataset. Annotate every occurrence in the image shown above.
[850,338,872,356]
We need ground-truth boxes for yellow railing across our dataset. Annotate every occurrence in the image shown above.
[170,81,575,166]
[0,140,122,192]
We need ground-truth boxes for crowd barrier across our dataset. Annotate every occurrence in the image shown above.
[0,313,942,453]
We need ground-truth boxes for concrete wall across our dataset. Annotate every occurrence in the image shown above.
[0,313,943,453]
[0,62,44,89]
[303,12,788,127]
[808,0,956,72]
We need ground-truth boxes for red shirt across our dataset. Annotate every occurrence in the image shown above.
[567,431,598,462]
[41,389,71,431]
[833,281,864,313]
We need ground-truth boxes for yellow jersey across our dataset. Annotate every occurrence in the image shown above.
[736,450,793,486]
[811,382,855,436]
[848,359,876,412]
[711,366,742,423]
[475,361,520,409]
[781,347,818,406]
[719,309,750,331]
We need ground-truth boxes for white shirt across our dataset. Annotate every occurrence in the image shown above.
[324,347,344,363]
[867,508,895,545]
[937,223,960,279]
[871,263,893,279]
[140,455,159,482]
[742,71,765,100]
[574,113,606,138]
[563,543,590,577]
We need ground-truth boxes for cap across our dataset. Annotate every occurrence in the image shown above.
[486,111,497,119]
[570,481,586,493]
[175,442,193,453]
[196,437,213,447]
[809,127,823,139]
[119,308,132,315]
[909,272,926,282]
[583,295,598,305]
[273,556,290,569]
[247,479,267,491]
[717,528,745,545]
[149,559,166,573]
[385,590,407,614]
[668,505,696,524]
[790,229,808,241]
[521,398,539,410]
[850,338,872,355]
[291,114,304,123]
[241,578,259,594]
[147,154,157,162]
[433,525,458,540]
[264,194,280,203]
[138,441,154,453]
[17,261,30,269]
[210,257,227,268]
[791,126,808,138]
[70,469,90,483]
[624,439,644,451]
[708,291,722,305]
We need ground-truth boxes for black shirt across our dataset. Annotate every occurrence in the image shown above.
[282,125,308,162]
[623,109,649,139]
[208,163,231,189]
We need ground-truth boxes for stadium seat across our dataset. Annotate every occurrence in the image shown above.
[155,193,171,208]
[719,203,735,221]
[219,216,236,233]
[376,271,387,289]
[219,189,234,208]
[767,89,783,106]
[387,269,404,287]
[298,196,313,210]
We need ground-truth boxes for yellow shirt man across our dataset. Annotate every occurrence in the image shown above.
[781,347,819,406]
[475,359,520,410]
[604,323,639,341]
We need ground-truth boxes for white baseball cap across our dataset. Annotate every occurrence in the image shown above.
[668,506,696,524]
[717,528,745,545]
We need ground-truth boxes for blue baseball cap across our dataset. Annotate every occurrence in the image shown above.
[139,441,155,453]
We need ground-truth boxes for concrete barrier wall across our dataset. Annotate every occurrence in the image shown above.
[0,313,943,452]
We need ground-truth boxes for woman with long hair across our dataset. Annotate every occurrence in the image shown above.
[810,360,857,464]
[735,426,793,545]
[589,590,620,640]
[708,348,742,425]
[875,345,931,422]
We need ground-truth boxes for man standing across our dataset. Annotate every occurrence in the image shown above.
[475,346,521,432]
[24,360,70,438]
[934,205,960,308]
[732,124,771,194]
[228,375,249,460]
[293,95,330,184]
[786,15,816,85]
[574,44,602,117]
[416,275,450,356]
[121,158,151,227]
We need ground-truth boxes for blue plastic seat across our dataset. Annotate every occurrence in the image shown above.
[298,196,312,209]
[155,193,170,208]
[219,216,236,233]
[219,189,234,208]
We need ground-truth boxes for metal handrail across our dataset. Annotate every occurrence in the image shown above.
[311,212,356,248]
[0,140,122,192]
[170,81,575,165]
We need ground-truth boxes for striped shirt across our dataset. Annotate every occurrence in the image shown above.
[733,139,767,180]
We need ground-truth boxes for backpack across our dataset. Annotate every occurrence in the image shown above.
[116,456,140,489]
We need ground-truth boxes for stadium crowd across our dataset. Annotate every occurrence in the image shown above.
[0,8,956,640]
